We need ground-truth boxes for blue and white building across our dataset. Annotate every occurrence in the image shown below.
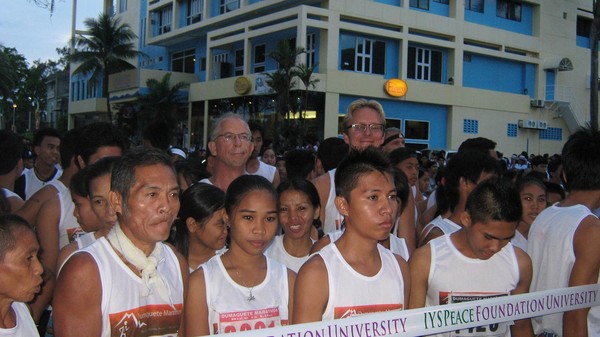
[69,0,596,155]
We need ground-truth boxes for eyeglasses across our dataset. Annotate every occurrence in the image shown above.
[215,132,252,142]
[346,123,385,134]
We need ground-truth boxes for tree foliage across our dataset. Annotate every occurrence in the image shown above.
[69,13,144,122]
[137,72,188,129]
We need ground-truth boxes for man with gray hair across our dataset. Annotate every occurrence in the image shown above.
[54,148,187,337]
[200,113,254,191]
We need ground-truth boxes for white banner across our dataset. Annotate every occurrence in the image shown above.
[214,284,600,337]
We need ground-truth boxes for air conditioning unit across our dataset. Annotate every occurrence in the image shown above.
[530,99,545,108]
[518,120,537,129]
[536,120,548,130]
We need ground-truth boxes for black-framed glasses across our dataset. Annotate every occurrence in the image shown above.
[215,132,252,142]
[346,123,385,134]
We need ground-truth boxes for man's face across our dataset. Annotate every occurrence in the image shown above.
[209,118,253,168]
[251,130,263,159]
[112,164,180,254]
[72,193,102,233]
[35,136,60,167]
[0,227,43,303]
[532,164,548,174]
[381,135,406,153]
[396,157,419,186]
[336,171,398,241]
[343,107,385,150]
[463,216,516,260]
[89,174,117,229]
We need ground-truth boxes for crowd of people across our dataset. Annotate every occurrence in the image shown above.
[0,97,598,337]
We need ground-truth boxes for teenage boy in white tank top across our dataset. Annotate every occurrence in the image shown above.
[293,148,410,323]
[409,177,533,337]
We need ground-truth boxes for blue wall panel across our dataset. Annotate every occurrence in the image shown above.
[463,53,535,95]
[464,0,533,35]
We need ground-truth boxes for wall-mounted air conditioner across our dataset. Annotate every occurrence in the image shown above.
[518,120,537,129]
[530,99,545,108]
[536,120,548,130]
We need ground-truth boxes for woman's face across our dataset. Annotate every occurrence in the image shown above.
[520,184,547,225]
[0,227,43,303]
[191,208,228,251]
[419,171,430,194]
[262,149,277,166]
[279,189,319,240]
[226,190,278,255]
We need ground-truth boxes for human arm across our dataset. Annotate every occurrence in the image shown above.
[563,216,600,337]
[510,247,533,337]
[292,255,329,323]
[6,196,24,213]
[175,248,190,335]
[408,244,431,309]
[398,192,416,254]
[395,254,411,308]
[53,252,103,336]
[184,268,209,337]
[418,227,444,247]
[312,174,330,233]
[287,269,296,323]
[14,185,56,224]
[272,170,281,188]
[309,235,331,255]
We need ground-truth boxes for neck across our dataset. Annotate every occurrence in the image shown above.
[0,300,15,329]
[34,162,55,178]
[210,164,246,191]
[187,241,218,269]
[517,220,531,239]
[245,157,260,174]
[560,190,600,210]
[447,198,467,226]
[282,234,313,257]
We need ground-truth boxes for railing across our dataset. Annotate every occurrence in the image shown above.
[545,85,586,128]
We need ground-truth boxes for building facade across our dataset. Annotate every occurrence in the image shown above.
[69,0,596,155]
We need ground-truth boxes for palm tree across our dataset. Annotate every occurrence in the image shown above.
[137,72,188,128]
[0,46,17,99]
[296,63,320,117]
[69,13,144,122]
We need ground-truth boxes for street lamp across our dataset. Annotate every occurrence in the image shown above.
[12,104,17,133]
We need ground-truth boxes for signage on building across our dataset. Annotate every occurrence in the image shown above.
[384,79,408,97]
[234,77,251,95]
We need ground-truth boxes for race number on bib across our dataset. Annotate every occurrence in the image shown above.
[217,307,287,334]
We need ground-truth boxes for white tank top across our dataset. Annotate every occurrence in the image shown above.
[203,255,290,335]
[420,215,461,239]
[248,161,277,183]
[324,169,344,234]
[528,204,599,336]
[426,235,519,337]
[318,244,405,321]
[0,302,39,337]
[2,188,22,200]
[510,230,527,252]
[326,230,409,261]
[58,188,82,249]
[81,238,184,337]
[22,166,62,200]
[76,232,98,250]
[264,235,315,273]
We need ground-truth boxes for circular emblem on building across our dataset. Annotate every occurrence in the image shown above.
[384,79,408,97]
[234,77,251,95]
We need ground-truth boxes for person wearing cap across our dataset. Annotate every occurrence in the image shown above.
[381,127,406,154]
[170,147,187,163]
[514,155,529,171]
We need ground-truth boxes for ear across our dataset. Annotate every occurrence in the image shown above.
[335,195,349,217]
[76,155,86,169]
[186,217,199,233]
[109,190,123,215]
[460,211,472,228]
[222,210,230,228]
[313,205,321,221]
[342,132,351,146]
[208,141,217,157]
[561,170,568,184]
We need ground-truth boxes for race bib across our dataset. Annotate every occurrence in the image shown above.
[216,307,287,334]
[441,291,510,337]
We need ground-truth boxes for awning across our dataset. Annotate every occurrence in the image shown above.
[543,57,574,71]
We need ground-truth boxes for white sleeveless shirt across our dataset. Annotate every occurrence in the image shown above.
[264,235,315,272]
[326,230,409,261]
[528,204,600,336]
[202,255,290,335]
[0,302,39,337]
[426,235,519,337]
[323,169,344,234]
[318,244,405,321]
[80,238,184,337]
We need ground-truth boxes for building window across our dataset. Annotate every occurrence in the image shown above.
[540,127,563,141]
[408,46,442,82]
[220,0,239,14]
[496,0,521,22]
[119,0,127,13]
[577,16,592,38]
[187,0,203,25]
[405,120,429,140]
[172,49,195,73]
[254,44,266,73]
[157,7,172,35]
[139,18,146,48]
[306,33,316,68]
[235,49,244,76]
[433,0,448,3]
[463,119,479,134]
[507,123,517,138]
[341,36,385,75]
[465,0,484,13]
[410,0,429,10]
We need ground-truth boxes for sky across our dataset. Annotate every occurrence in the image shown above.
[1,1,103,65]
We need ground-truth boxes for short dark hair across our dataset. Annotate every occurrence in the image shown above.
[530,155,548,167]
[111,147,175,212]
[0,130,24,175]
[78,122,127,165]
[458,137,497,155]
[248,121,264,139]
[517,175,547,194]
[317,137,348,172]
[544,181,566,200]
[335,147,393,200]
[175,183,225,258]
[85,156,120,196]
[143,121,170,152]
[277,178,320,210]
[0,214,34,261]
[439,150,498,212]
[33,128,61,147]
[466,177,522,225]
[174,158,210,189]
[60,128,81,169]
[70,166,90,198]
[224,175,277,217]
[392,168,409,213]
[388,147,419,166]
[285,149,315,180]
[547,156,562,173]
[561,126,600,191]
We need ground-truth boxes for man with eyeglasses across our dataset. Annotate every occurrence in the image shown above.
[312,99,386,235]
[201,113,254,191]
